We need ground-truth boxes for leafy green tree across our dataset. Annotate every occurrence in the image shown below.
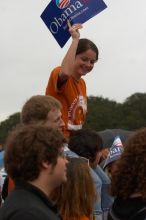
[0,112,20,144]
[84,93,146,131]
[0,92,146,144]
[121,93,146,129]
[84,96,123,131]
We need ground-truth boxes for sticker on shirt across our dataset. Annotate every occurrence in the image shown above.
[68,95,87,130]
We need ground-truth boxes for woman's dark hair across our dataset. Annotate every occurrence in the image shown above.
[76,38,99,61]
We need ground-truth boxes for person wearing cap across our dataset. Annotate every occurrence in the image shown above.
[103,136,123,178]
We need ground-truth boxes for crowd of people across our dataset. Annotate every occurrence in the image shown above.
[0,21,146,220]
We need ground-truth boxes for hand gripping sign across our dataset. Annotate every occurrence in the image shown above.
[41,0,107,47]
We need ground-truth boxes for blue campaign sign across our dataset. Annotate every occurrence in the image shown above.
[41,0,107,48]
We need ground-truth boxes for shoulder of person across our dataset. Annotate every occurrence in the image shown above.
[51,66,61,75]
[108,206,146,220]
[129,207,146,220]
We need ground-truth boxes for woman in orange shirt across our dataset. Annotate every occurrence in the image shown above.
[46,22,99,137]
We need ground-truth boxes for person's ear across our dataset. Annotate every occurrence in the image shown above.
[42,161,56,174]
[42,161,53,173]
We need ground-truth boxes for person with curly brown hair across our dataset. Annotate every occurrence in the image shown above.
[0,125,68,220]
[108,127,146,220]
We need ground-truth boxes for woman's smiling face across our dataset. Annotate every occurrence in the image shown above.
[73,49,97,80]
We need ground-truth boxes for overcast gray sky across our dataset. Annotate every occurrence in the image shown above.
[0,0,146,122]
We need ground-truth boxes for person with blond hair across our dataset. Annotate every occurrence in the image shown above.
[2,95,65,197]
[21,95,65,132]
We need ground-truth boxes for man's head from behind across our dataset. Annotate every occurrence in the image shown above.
[4,124,67,184]
[68,128,103,168]
[21,95,64,132]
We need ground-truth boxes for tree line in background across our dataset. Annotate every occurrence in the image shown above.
[0,92,146,144]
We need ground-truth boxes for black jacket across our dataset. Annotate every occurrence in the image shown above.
[108,197,146,220]
[0,181,61,220]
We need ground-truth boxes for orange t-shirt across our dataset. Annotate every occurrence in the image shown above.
[8,177,14,193]
[64,215,89,220]
[78,216,89,220]
[46,67,87,137]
